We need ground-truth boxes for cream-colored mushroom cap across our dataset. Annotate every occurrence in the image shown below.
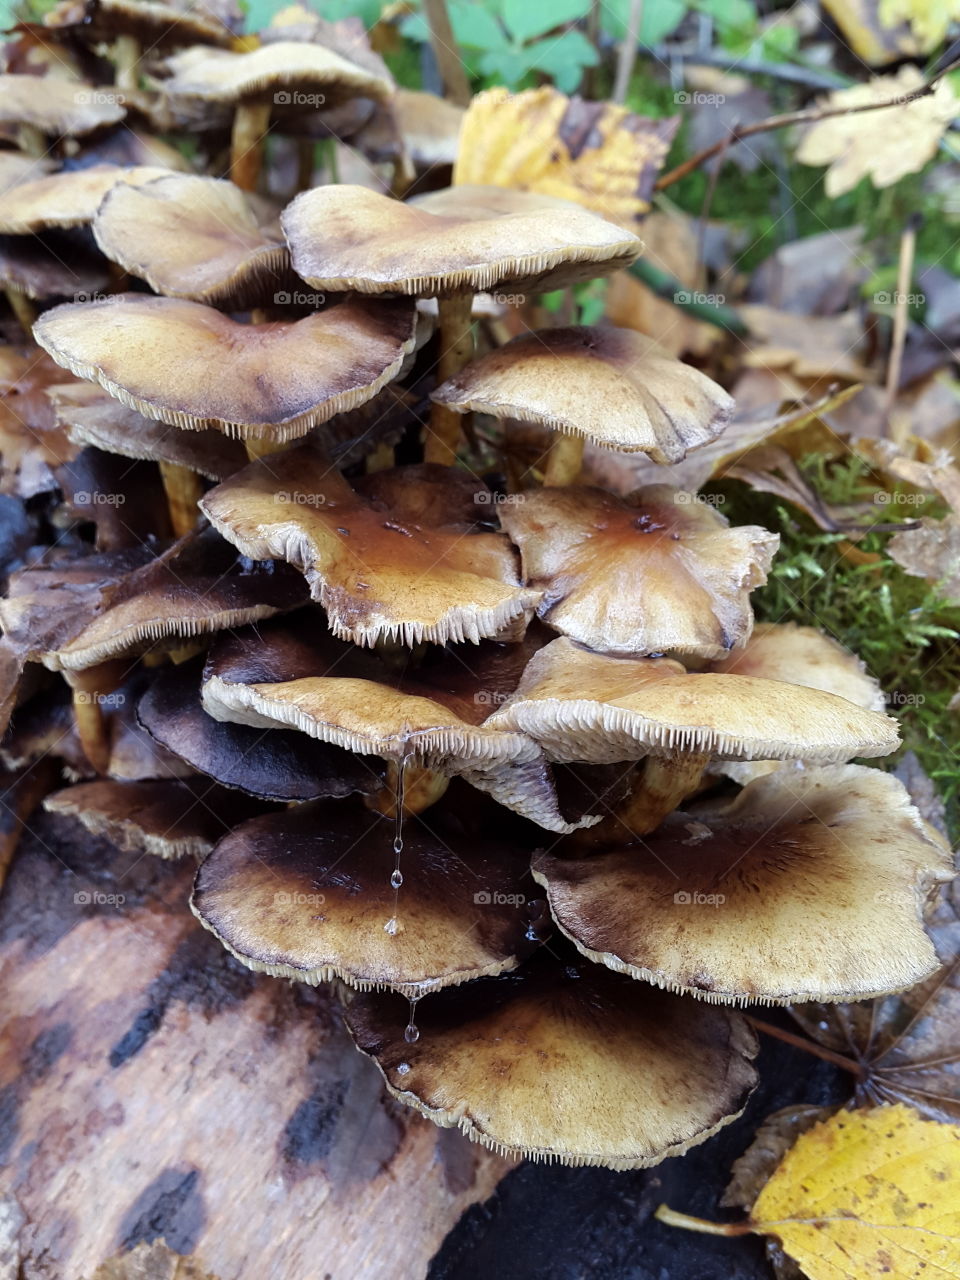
[163,41,393,106]
[434,327,734,464]
[345,955,758,1167]
[533,765,954,1004]
[0,74,126,136]
[0,165,169,234]
[282,184,641,296]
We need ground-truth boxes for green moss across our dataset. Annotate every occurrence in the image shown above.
[711,455,960,838]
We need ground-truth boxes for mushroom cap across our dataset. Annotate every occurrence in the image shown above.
[51,528,309,670]
[76,0,239,47]
[33,293,417,440]
[282,183,642,297]
[0,74,126,135]
[200,611,584,833]
[499,484,778,658]
[48,382,247,480]
[533,765,954,1005]
[0,164,169,235]
[43,776,258,860]
[486,636,901,764]
[344,953,759,1168]
[162,40,393,106]
[0,232,111,300]
[191,794,537,994]
[92,173,291,307]
[200,453,542,646]
[138,656,381,802]
[433,326,734,464]
[710,622,888,785]
[0,151,56,190]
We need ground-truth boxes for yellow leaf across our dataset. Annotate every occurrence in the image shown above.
[879,0,960,50]
[453,87,678,225]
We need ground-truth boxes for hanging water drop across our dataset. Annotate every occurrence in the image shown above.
[390,868,403,889]
[403,1022,420,1044]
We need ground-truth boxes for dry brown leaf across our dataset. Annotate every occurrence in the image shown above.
[453,86,679,225]
[796,66,959,197]
[888,516,960,601]
[740,305,873,381]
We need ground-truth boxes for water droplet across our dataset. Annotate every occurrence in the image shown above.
[393,836,403,858]
[390,869,403,890]
[384,916,403,935]
[397,1062,411,1075]
[404,1023,420,1044]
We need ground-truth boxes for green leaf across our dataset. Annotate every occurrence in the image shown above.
[600,0,687,45]
[501,0,590,45]
[525,28,598,92]
[451,0,508,50]
[477,47,535,85]
[693,0,756,33]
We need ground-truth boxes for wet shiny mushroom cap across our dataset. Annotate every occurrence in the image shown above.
[499,483,778,658]
[0,165,169,235]
[33,294,417,441]
[433,326,735,464]
[345,953,759,1167]
[282,184,642,296]
[191,794,537,993]
[533,765,953,1004]
[92,173,291,307]
[486,636,901,764]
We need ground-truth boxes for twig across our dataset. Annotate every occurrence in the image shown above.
[745,1016,866,1078]
[652,43,850,91]
[612,0,644,104]
[629,258,748,334]
[422,0,471,106]
[885,213,921,441]
[656,60,960,190]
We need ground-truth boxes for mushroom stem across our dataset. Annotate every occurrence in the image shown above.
[571,753,710,850]
[389,151,416,200]
[426,292,474,465]
[158,461,203,538]
[366,441,395,472]
[230,101,272,193]
[296,138,315,193]
[543,433,585,486]
[71,688,111,775]
[16,124,46,157]
[5,287,36,334]
[0,758,57,894]
[114,34,141,91]
[244,436,287,461]
[367,758,449,817]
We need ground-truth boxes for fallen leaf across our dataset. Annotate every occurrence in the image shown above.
[86,1241,221,1280]
[796,66,959,197]
[879,0,960,51]
[453,86,679,224]
[888,516,960,602]
[821,0,929,62]
[726,445,872,531]
[748,227,868,316]
[741,305,873,381]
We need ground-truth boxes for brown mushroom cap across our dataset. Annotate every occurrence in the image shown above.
[50,528,308,670]
[33,293,417,441]
[533,765,953,1005]
[200,611,584,832]
[75,0,239,47]
[710,622,888,784]
[499,484,778,658]
[282,184,642,296]
[48,382,246,480]
[0,74,126,136]
[162,40,393,107]
[43,776,258,860]
[344,953,758,1167]
[138,656,381,802]
[433,327,734,464]
[92,173,291,307]
[0,165,169,235]
[200,453,542,646]
[191,793,537,993]
[486,636,900,764]
[0,233,111,301]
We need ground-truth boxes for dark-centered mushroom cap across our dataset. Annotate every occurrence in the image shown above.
[0,232,111,301]
[0,164,169,235]
[282,184,642,297]
[499,484,778,658]
[200,610,584,832]
[434,327,734,464]
[486,636,900,764]
[138,655,381,802]
[0,74,126,136]
[533,765,953,1005]
[52,527,309,670]
[345,953,758,1167]
[44,776,259,860]
[200,452,541,646]
[74,0,239,48]
[191,793,536,993]
[48,382,247,480]
[162,40,393,107]
[92,173,291,307]
[33,293,417,441]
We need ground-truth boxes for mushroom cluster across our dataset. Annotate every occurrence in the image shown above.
[0,12,953,1172]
